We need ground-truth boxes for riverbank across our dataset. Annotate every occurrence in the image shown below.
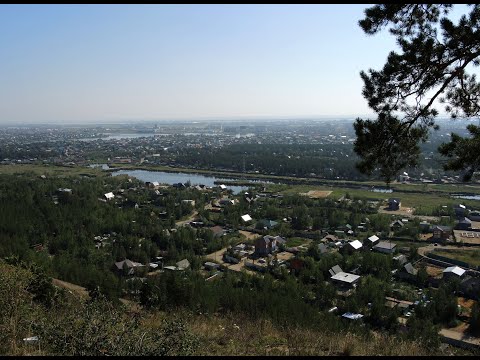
[106,164,480,196]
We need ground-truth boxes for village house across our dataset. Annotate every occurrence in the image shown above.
[255,235,278,256]
[257,219,279,230]
[210,225,226,238]
[455,217,472,230]
[442,266,466,280]
[219,198,235,206]
[330,271,361,290]
[419,221,431,232]
[431,225,452,242]
[390,220,405,230]
[322,234,338,243]
[204,262,221,271]
[241,214,253,223]
[182,199,195,207]
[114,259,145,276]
[469,211,480,221]
[146,181,160,189]
[176,259,190,270]
[329,265,343,276]
[454,204,467,218]
[393,254,408,266]
[459,276,480,300]
[57,188,72,194]
[104,192,115,201]
[373,241,396,254]
[341,240,363,255]
[365,235,380,247]
[395,262,418,283]
[387,198,401,211]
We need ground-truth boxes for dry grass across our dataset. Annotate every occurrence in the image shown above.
[425,265,445,277]
[239,230,260,240]
[300,190,332,199]
[378,207,415,216]
[187,313,437,356]
[52,278,90,300]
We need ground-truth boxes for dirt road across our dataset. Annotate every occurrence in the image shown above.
[175,210,199,227]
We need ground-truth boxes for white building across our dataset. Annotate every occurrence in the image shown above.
[348,240,363,251]
[241,214,252,223]
[366,235,380,246]
[331,272,360,288]
[443,266,466,279]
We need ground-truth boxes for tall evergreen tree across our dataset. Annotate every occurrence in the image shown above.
[354,4,480,183]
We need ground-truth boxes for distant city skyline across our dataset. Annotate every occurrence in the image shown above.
[0,4,470,124]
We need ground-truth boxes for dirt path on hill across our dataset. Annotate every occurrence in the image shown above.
[175,210,199,227]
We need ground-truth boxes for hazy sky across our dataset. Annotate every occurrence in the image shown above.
[0,4,466,124]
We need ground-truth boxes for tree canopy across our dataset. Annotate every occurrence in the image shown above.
[354,4,480,183]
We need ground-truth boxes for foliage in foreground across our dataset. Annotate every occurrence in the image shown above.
[0,260,198,356]
[354,4,480,182]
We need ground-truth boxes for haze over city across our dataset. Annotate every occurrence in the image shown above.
[0,4,405,124]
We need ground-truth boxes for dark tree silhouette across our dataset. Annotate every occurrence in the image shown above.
[354,4,480,183]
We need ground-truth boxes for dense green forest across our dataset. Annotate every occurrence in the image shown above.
[0,170,478,355]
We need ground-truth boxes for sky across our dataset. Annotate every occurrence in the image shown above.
[0,4,466,124]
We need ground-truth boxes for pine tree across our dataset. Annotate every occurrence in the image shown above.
[354,4,480,183]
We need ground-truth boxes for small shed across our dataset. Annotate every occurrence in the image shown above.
[241,214,252,223]
[443,266,466,279]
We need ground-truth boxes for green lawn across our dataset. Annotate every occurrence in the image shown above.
[433,249,480,267]
[271,182,480,215]
[285,237,311,247]
[0,164,105,177]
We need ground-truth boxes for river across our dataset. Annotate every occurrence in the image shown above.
[111,169,251,194]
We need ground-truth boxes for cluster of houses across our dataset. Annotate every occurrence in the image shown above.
[114,257,190,276]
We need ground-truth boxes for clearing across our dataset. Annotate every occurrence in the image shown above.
[239,230,260,240]
[432,248,480,267]
[300,190,332,198]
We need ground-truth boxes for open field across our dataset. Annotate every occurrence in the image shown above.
[0,164,105,177]
[275,183,480,216]
[433,248,480,267]
[425,264,444,277]
[378,206,415,216]
[286,237,312,248]
[13,163,475,215]
[3,163,478,217]
[239,230,260,240]
[454,230,480,245]
[300,190,332,198]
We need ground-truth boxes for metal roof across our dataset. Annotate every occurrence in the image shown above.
[342,312,364,320]
[331,272,360,284]
[374,241,396,250]
[367,235,379,242]
[348,240,363,250]
[443,266,466,277]
[241,214,252,222]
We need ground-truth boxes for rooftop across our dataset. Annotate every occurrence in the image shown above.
[331,271,360,284]
[348,240,363,250]
[443,266,466,277]
[374,241,396,250]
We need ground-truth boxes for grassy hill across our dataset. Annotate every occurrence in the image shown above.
[0,260,473,356]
